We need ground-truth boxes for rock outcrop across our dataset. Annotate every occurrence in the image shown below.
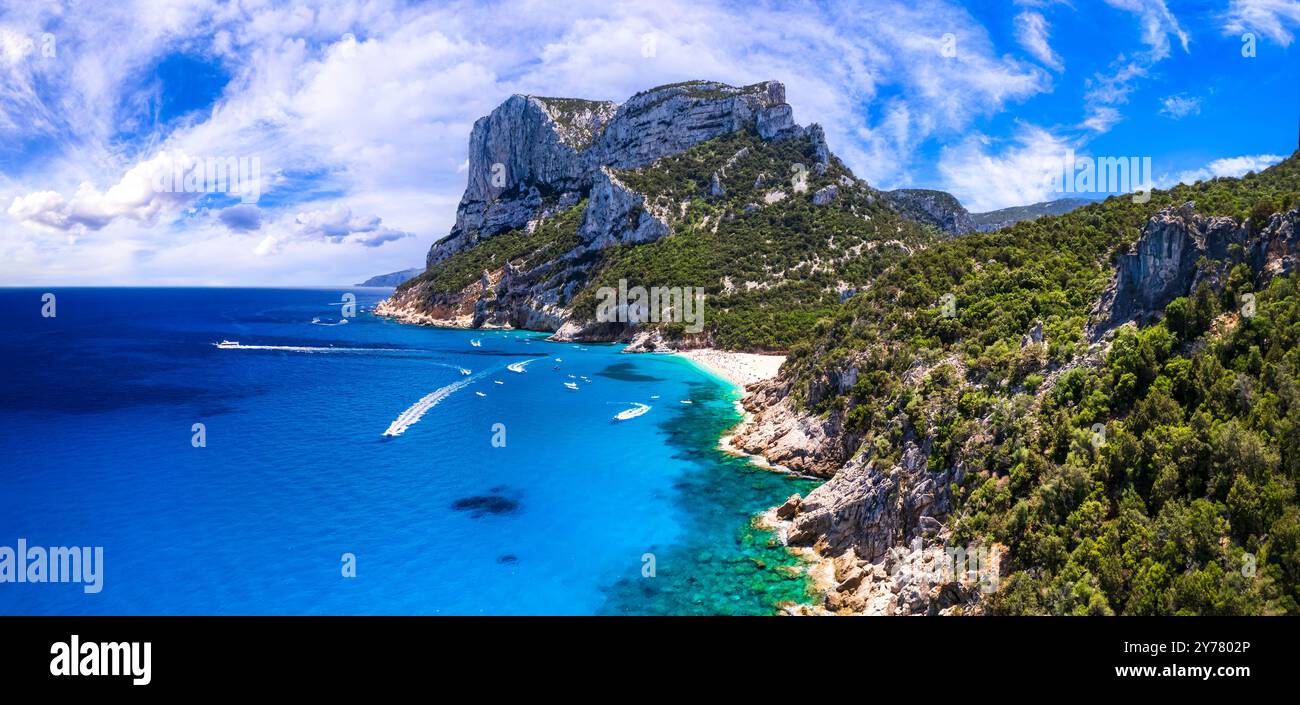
[1093,202,1300,337]
[885,188,976,236]
[427,80,805,268]
[382,80,830,337]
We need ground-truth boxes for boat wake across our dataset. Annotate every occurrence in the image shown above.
[506,359,539,373]
[612,402,652,422]
[214,342,399,353]
[383,370,490,437]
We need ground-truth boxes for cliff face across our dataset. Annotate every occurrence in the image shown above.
[382,79,842,340]
[1093,202,1300,337]
[427,80,805,268]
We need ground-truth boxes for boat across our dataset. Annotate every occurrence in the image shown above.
[613,403,651,422]
[459,368,472,375]
[564,382,579,390]
[215,340,240,349]
[475,391,486,397]
[470,339,482,347]
[680,399,693,404]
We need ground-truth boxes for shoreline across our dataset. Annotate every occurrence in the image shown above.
[374,306,832,613]
[674,347,834,614]
[671,348,786,388]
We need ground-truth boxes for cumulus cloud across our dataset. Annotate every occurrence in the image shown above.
[291,205,412,248]
[7,151,194,234]
[937,124,1075,212]
[1223,0,1300,46]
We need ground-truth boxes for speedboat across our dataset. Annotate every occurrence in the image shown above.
[215,340,240,349]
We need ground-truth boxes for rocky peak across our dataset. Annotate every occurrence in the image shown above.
[428,79,815,267]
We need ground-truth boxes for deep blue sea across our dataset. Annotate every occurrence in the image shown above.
[0,288,814,615]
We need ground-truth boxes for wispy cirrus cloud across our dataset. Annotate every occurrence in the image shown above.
[1014,11,1064,71]
[1223,0,1300,46]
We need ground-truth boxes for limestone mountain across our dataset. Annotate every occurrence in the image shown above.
[377,80,938,351]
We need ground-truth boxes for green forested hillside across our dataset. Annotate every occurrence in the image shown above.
[569,129,938,350]
[783,152,1300,614]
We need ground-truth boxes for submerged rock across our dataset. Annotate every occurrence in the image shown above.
[451,495,521,518]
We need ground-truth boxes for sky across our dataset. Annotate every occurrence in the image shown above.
[0,0,1297,286]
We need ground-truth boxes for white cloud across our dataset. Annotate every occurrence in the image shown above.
[1081,106,1123,133]
[1014,11,1064,71]
[1102,0,1190,60]
[1159,94,1201,119]
[7,151,195,234]
[291,204,412,248]
[0,0,1053,285]
[937,124,1075,212]
[1165,153,1286,186]
[1223,0,1300,46]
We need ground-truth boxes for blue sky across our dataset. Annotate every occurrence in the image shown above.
[0,0,1297,285]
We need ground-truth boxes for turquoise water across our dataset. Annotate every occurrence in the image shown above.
[0,288,814,615]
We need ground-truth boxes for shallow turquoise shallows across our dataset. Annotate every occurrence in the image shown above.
[0,288,815,615]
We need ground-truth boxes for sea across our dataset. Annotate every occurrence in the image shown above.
[0,287,815,615]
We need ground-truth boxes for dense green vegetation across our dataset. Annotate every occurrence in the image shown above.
[398,200,586,295]
[784,152,1300,614]
[970,197,1093,229]
[569,129,937,350]
[962,273,1300,614]
[403,106,1300,613]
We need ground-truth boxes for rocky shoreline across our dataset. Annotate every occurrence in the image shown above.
[374,285,1001,615]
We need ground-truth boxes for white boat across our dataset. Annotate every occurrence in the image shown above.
[470,339,482,347]
[475,391,486,397]
[613,403,651,421]
[494,380,504,385]
[459,368,472,375]
[680,399,693,404]
[564,382,579,390]
[650,395,660,399]
[215,340,240,349]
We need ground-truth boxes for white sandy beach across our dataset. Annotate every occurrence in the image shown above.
[675,348,786,387]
